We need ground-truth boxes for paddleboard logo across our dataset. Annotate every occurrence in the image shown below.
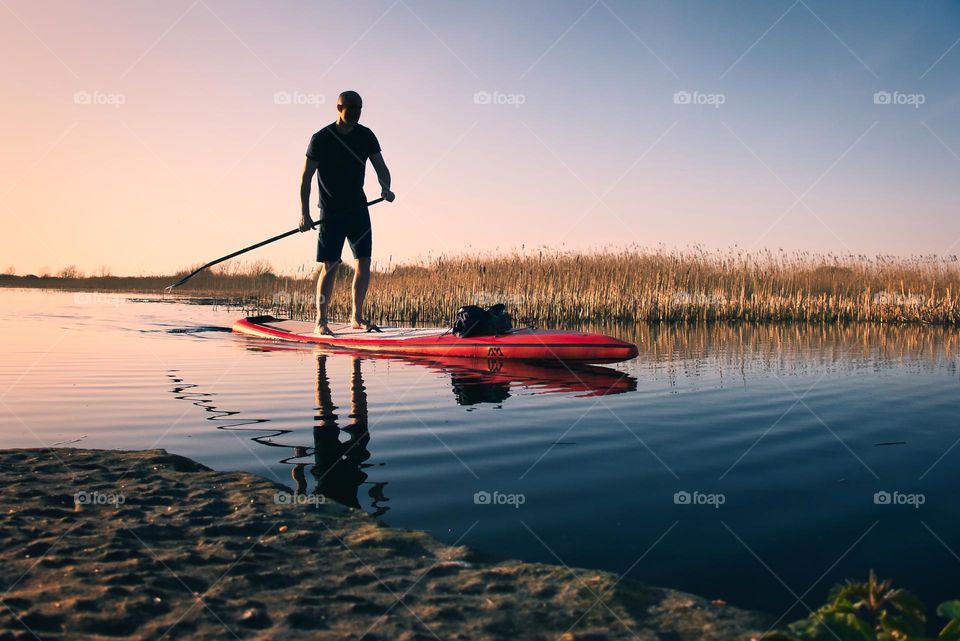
[487,347,504,371]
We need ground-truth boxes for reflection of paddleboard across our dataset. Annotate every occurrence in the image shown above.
[365,351,636,398]
[241,342,637,398]
[232,315,639,364]
[439,359,636,399]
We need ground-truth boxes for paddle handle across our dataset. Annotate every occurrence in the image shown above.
[166,198,385,290]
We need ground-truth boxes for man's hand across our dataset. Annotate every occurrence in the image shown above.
[370,153,393,203]
[300,157,319,231]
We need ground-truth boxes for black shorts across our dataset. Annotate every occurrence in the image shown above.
[316,207,372,263]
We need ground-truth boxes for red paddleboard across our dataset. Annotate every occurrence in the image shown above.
[232,316,638,364]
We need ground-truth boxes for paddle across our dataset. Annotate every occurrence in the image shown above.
[165,198,385,291]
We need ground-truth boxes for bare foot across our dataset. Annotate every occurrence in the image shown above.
[314,322,335,336]
[351,319,381,332]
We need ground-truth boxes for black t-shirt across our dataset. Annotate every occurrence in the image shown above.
[306,123,381,215]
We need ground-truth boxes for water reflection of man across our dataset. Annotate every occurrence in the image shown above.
[307,354,388,515]
[286,354,635,511]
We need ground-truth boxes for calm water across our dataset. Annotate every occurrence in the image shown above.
[2,288,959,621]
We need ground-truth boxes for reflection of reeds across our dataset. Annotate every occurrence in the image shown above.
[608,321,960,373]
[5,249,960,326]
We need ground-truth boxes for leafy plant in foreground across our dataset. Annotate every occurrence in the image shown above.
[764,570,960,641]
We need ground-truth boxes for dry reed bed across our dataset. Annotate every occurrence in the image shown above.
[5,249,960,326]
[257,249,960,326]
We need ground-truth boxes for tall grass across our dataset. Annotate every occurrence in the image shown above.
[4,249,960,326]
[258,248,960,326]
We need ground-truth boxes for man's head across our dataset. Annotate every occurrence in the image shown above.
[337,91,363,125]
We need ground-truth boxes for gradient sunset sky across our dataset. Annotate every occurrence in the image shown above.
[2,0,959,276]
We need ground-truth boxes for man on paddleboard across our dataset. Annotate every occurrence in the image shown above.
[299,90,395,335]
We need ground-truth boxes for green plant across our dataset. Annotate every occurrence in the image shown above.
[764,572,960,641]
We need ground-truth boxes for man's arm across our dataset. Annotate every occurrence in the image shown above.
[369,152,395,202]
[299,157,319,232]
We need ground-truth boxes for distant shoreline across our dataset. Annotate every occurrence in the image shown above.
[0,447,764,640]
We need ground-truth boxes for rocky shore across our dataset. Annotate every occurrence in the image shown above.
[0,448,767,640]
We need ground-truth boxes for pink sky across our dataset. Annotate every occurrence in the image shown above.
[3,1,959,276]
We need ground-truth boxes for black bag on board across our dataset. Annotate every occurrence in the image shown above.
[452,304,513,337]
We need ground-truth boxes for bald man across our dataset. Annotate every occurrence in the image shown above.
[299,91,395,335]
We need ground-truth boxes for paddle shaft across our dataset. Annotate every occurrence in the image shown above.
[166,198,385,290]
